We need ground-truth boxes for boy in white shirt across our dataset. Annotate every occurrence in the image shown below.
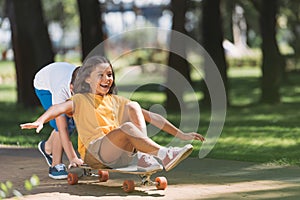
[34,62,83,179]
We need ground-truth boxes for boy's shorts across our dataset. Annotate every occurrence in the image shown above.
[35,88,75,135]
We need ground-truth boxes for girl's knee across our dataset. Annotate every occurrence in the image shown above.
[120,122,136,131]
[126,101,141,112]
[120,122,140,136]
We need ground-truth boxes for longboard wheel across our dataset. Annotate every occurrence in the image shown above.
[123,180,135,193]
[98,170,109,182]
[68,173,78,185]
[155,176,167,190]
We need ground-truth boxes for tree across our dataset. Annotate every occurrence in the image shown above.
[258,0,285,103]
[6,0,54,107]
[236,0,260,48]
[165,0,191,111]
[281,0,300,68]
[202,0,229,106]
[42,0,79,56]
[77,0,104,61]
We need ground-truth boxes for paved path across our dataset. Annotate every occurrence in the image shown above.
[0,146,300,199]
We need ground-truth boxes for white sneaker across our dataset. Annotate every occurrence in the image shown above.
[162,144,193,171]
[137,153,163,172]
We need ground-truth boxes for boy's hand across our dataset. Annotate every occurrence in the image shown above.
[20,122,44,133]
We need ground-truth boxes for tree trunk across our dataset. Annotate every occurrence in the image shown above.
[166,0,191,111]
[202,0,229,106]
[6,0,54,107]
[77,0,104,61]
[259,0,284,104]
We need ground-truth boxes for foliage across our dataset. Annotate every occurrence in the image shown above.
[0,175,39,199]
[0,0,4,18]
[0,61,16,102]
[42,0,79,29]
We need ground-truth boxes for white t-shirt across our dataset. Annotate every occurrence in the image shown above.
[34,62,76,105]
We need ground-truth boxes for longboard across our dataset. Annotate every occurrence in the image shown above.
[68,164,167,192]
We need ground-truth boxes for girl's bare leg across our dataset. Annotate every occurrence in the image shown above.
[121,102,147,136]
[99,102,192,171]
[100,122,161,164]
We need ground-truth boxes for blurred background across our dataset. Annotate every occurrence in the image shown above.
[1,0,299,106]
[1,0,300,165]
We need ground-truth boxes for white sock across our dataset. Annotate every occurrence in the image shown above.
[157,147,168,160]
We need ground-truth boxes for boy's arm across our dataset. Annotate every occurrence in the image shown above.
[142,109,205,141]
[20,101,73,133]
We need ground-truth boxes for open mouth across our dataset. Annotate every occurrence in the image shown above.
[100,84,109,89]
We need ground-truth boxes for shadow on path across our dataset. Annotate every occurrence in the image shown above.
[1,146,300,199]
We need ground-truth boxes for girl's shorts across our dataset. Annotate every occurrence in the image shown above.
[85,136,135,169]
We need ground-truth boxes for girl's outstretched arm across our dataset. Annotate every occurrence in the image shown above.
[20,101,73,133]
[142,109,205,141]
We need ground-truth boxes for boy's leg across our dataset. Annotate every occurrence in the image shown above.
[35,89,55,165]
[35,89,67,179]
[47,129,68,180]
[38,129,55,166]
[43,129,55,155]
[51,130,64,167]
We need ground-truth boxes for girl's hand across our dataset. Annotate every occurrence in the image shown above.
[20,122,44,133]
[178,132,205,142]
[68,157,84,169]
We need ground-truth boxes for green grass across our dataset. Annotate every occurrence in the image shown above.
[1,61,300,166]
[0,102,48,146]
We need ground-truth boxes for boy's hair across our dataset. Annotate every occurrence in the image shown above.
[71,66,81,85]
[73,56,116,94]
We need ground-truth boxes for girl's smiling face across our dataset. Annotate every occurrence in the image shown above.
[85,63,114,96]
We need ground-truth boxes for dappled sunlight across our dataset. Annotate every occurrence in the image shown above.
[163,157,300,199]
[250,114,282,121]
[0,83,16,102]
[211,133,300,165]
[282,95,300,103]
[194,180,300,199]
[250,137,298,148]
[228,66,261,78]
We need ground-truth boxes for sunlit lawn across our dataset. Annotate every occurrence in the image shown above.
[1,60,300,166]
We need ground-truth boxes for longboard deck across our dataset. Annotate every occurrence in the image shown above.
[75,164,163,175]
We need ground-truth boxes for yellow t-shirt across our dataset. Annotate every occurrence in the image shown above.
[71,93,130,159]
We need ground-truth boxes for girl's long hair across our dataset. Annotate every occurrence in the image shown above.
[73,56,116,94]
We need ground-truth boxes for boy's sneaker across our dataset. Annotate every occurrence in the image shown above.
[38,141,52,167]
[137,153,163,172]
[49,164,68,179]
[162,144,193,172]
